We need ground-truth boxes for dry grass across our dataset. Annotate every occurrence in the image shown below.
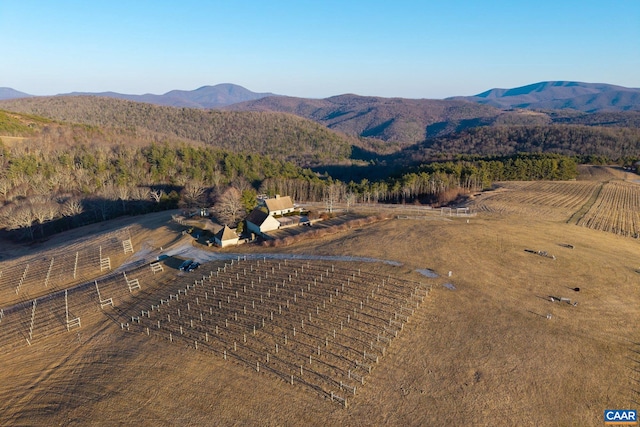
[472,181,600,221]
[577,165,635,181]
[261,214,392,248]
[0,173,639,426]
[576,180,640,237]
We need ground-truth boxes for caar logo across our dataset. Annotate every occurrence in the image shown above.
[604,410,637,425]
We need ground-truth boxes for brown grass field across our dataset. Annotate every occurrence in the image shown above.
[0,166,638,426]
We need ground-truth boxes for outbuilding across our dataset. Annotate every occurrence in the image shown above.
[212,225,239,247]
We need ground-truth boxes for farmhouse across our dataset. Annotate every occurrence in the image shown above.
[212,225,239,248]
[246,208,281,235]
[260,195,295,216]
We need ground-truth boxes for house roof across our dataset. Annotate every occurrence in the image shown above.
[246,208,270,226]
[215,224,238,241]
[264,196,293,213]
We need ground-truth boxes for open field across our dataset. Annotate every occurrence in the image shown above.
[0,170,638,426]
[471,181,601,221]
[472,166,640,238]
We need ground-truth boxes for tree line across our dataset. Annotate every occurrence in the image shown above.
[0,135,586,241]
[259,153,580,206]
[0,98,355,166]
[400,124,640,163]
[0,140,322,240]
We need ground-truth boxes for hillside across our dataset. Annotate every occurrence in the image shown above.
[548,110,640,127]
[394,124,640,165]
[0,110,52,136]
[223,94,511,144]
[450,81,640,112]
[2,96,638,177]
[224,92,640,146]
[0,97,354,166]
[4,81,639,150]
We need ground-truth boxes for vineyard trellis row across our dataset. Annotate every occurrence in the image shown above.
[0,261,148,352]
[116,258,434,407]
[576,181,640,237]
[0,256,436,407]
[474,181,600,221]
[0,229,133,306]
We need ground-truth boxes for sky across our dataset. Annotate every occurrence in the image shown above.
[1,0,639,99]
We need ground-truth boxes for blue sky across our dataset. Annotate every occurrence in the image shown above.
[1,1,638,98]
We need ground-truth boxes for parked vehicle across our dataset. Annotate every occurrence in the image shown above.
[179,259,193,271]
[186,262,200,272]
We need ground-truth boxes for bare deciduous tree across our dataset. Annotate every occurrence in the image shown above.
[232,177,252,193]
[116,185,131,213]
[61,198,84,217]
[173,174,189,186]
[30,175,52,196]
[345,191,357,211]
[131,186,150,201]
[323,183,343,213]
[182,180,206,208]
[150,189,165,203]
[213,186,244,226]
[0,177,10,202]
[4,203,35,240]
[29,196,59,237]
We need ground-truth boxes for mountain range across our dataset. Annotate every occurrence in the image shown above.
[221,86,640,144]
[1,81,639,161]
[63,84,275,108]
[0,87,32,100]
[1,89,639,176]
[2,81,639,113]
[0,84,274,109]
[448,81,640,112]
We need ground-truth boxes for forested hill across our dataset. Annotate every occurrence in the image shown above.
[224,93,640,148]
[395,124,640,165]
[223,94,513,144]
[0,97,354,166]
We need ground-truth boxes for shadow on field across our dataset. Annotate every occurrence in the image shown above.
[526,310,547,318]
[160,255,191,270]
[535,294,563,303]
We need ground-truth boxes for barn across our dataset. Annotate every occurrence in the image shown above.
[246,209,281,236]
